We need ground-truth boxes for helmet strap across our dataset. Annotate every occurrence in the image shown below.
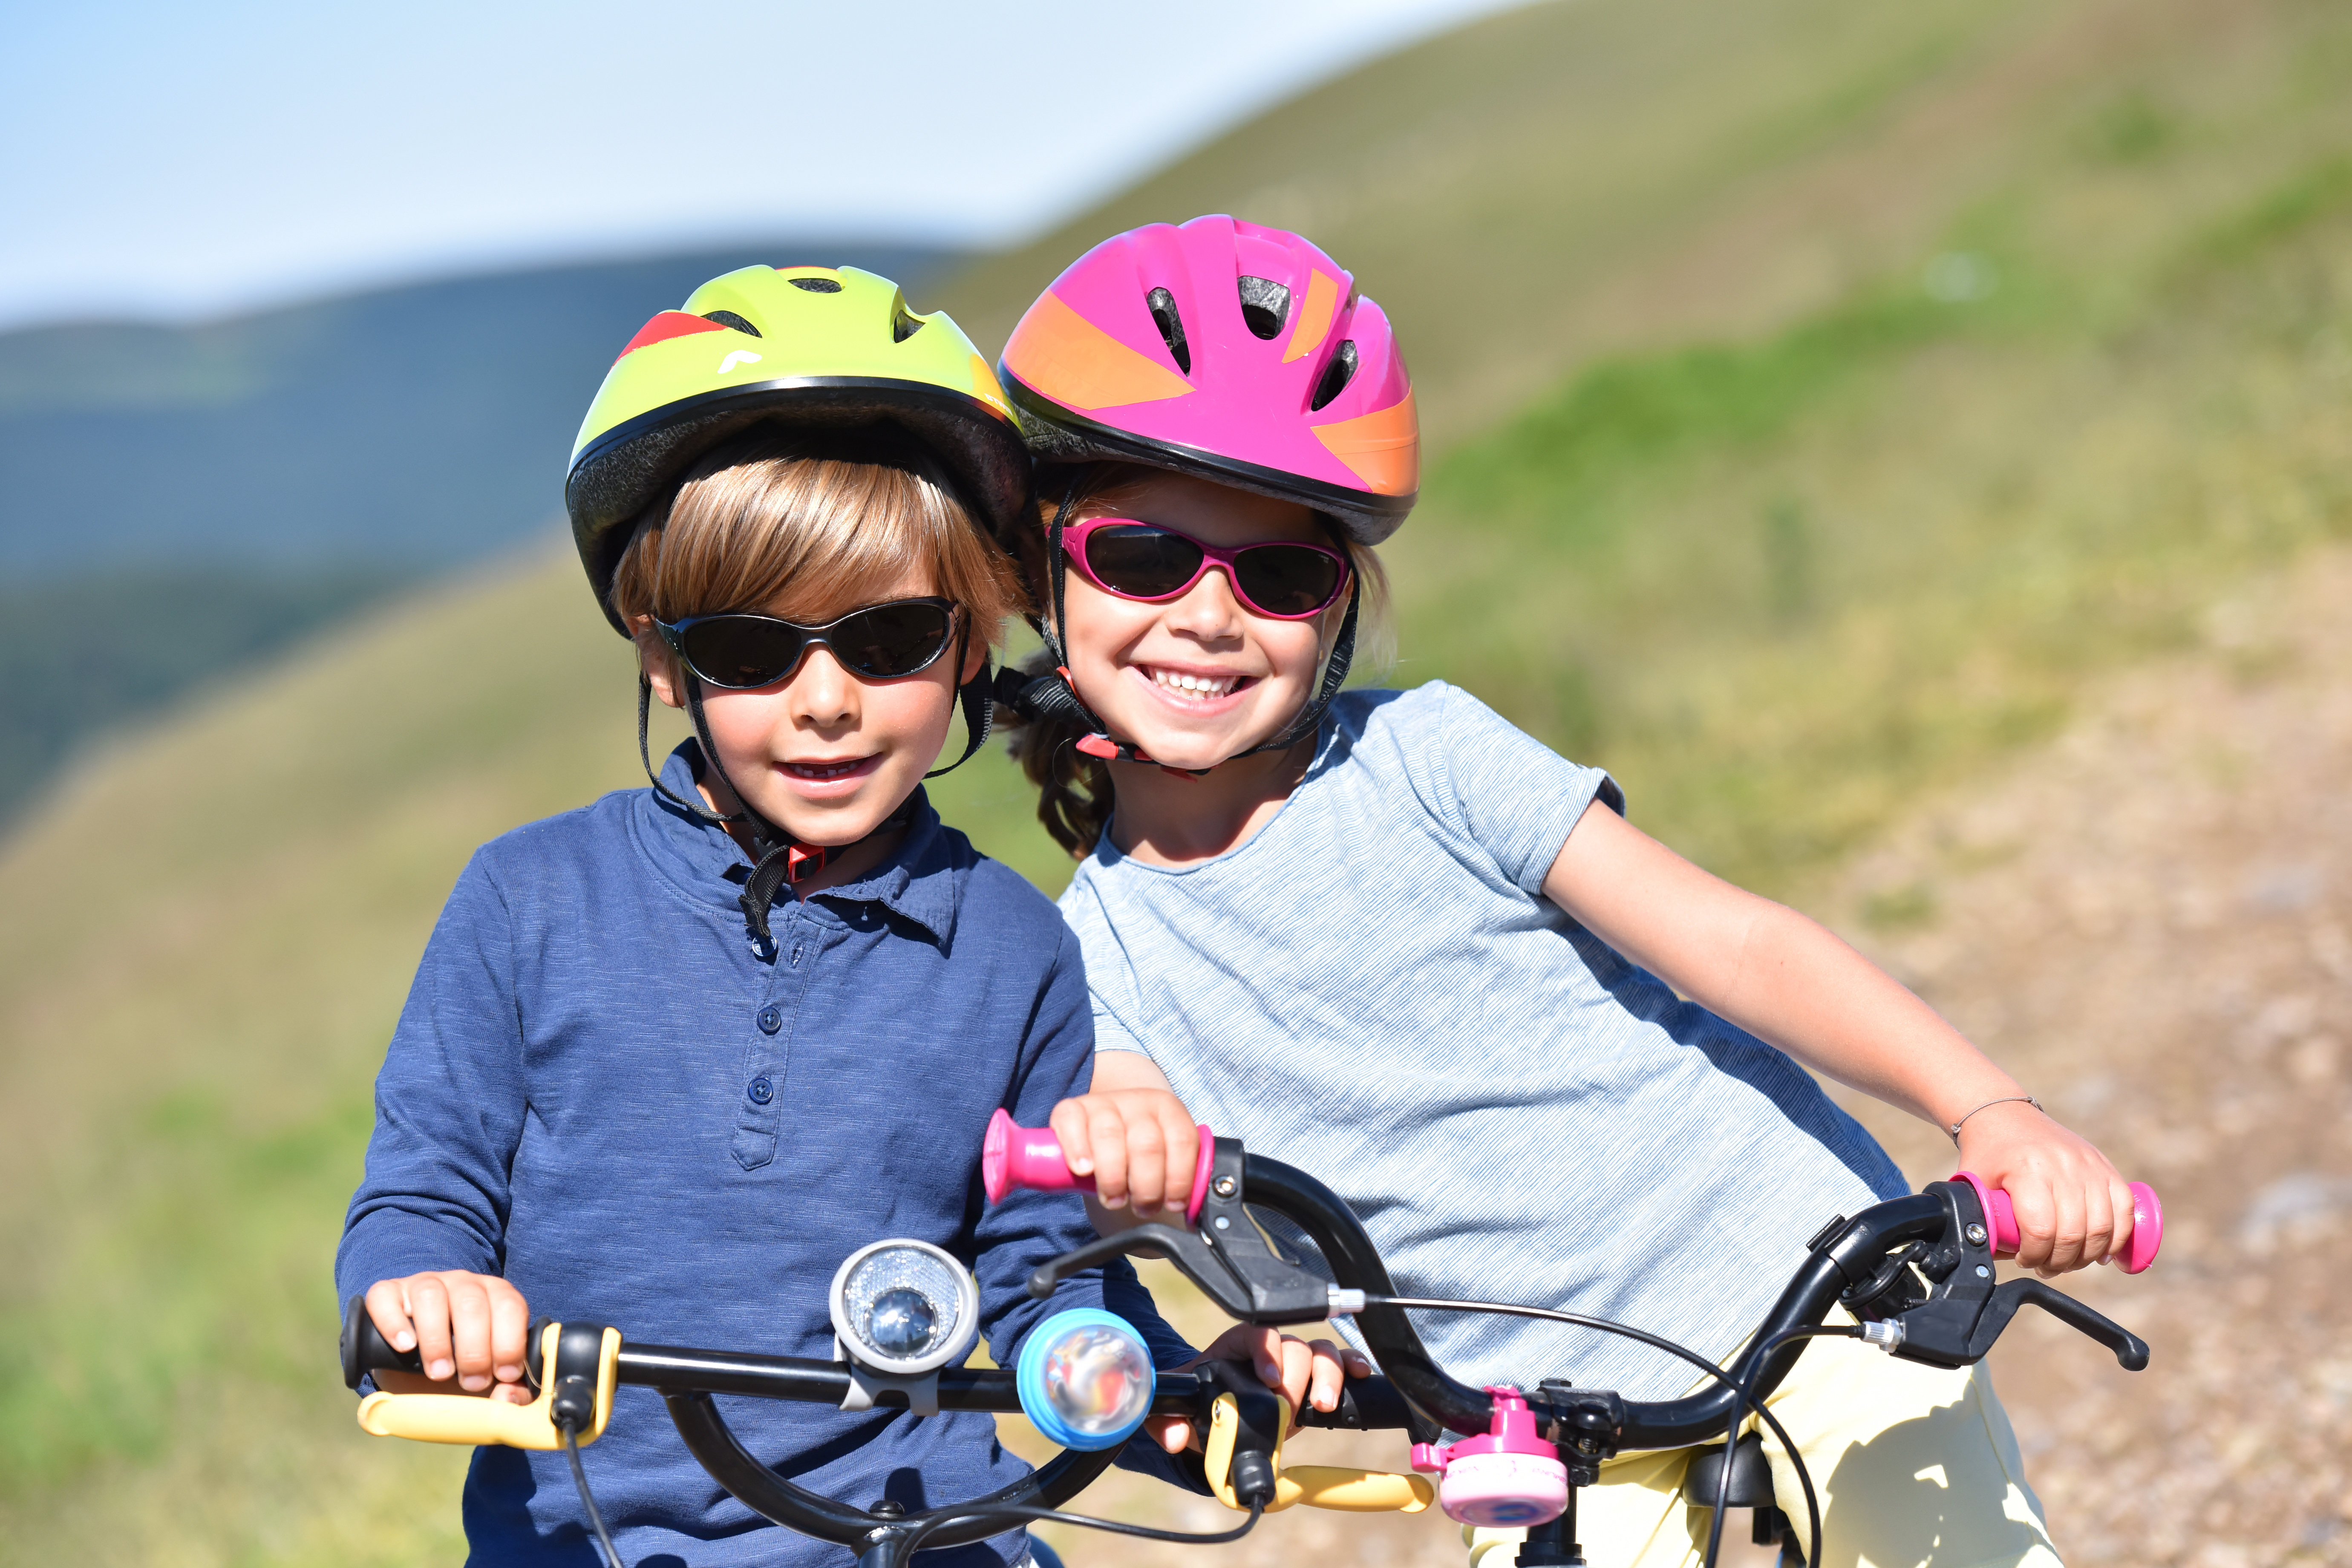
[922,615,997,781]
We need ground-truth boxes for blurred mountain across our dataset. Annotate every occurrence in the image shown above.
[0,242,965,576]
[0,242,964,823]
[3,0,2350,1562]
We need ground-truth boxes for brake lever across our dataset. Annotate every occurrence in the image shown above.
[1025,1139,1333,1326]
[1876,1182,2150,1372]
[1968,1278,2150,1370]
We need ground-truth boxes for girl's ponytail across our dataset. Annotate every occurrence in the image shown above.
[1004,645,1115,858]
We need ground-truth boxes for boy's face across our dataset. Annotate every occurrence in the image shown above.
[635,568,981,851]
[1055,473,1343,774]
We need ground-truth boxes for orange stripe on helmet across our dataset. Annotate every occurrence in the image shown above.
[1311,389,1420,496]
[1003,291,1193,411]
[1282,271,1340,364]
[615,311,727,363]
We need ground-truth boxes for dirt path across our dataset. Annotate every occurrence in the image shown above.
[1820,544,2352,1567]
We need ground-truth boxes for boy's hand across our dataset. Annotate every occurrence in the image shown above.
[1143,1325,1374,1453]
[364,1270,534,1404]
[1954,1101,2135,1277]
[1049,1085,1203,1217]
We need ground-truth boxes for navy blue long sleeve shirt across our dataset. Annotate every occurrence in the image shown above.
[338,745,1195,1566]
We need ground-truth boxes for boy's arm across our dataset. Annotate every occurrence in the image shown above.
[1541,799,2133,1277]
[336,856,532,1392]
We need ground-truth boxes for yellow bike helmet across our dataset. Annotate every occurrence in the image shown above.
[564,265,1030,930]
[566,263,1029,633]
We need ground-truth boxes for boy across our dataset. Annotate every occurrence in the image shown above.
[338,266,1206,1566]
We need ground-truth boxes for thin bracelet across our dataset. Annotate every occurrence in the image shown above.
[1947,1094,2043,1145]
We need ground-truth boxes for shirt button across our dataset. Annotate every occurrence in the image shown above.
[756,1005,782,1034]
[747,1075,774,1105]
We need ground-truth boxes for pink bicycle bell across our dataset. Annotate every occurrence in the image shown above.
[1410,1387,1568,1528]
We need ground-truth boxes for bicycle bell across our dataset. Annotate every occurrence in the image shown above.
[828,1239,981,1377]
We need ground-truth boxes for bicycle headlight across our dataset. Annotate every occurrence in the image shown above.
[1015,1309,1156,1451]
[827,1239,980,1377]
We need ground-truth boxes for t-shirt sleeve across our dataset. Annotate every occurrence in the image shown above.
[1423,683,1624,895]
[334,853,528,1310]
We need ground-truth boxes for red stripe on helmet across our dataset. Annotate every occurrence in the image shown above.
[615,311,728,363]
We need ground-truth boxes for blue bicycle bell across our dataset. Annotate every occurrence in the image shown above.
[1015,1309,1156,1451]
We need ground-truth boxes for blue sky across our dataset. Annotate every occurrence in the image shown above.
[0,0,1523,330]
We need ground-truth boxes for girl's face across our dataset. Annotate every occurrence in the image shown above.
[1055,473,1345,775]
[634,568,981,848]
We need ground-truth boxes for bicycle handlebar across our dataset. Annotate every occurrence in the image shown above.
[342,1123,2157,1565]
[993,1120,2155,1447]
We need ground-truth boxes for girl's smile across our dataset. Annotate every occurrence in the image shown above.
[1058,474,1343,777]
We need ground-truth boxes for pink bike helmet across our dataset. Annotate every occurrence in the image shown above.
[999,214,1418,543]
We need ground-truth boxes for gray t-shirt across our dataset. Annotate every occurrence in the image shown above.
[1059,682,1905,1400]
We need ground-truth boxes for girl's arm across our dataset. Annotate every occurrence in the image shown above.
[1544,800,2133,1277]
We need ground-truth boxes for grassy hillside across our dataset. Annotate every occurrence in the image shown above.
[4,0,2351,1561]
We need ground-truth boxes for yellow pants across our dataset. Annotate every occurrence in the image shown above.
[1464,1328,2059,1568]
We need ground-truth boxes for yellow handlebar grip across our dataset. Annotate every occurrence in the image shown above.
[358,1390,567,1450]
[1274,1465,1435,1513]
[355,1323,620,1452]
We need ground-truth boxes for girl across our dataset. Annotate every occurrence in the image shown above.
[994,217,2130,1568]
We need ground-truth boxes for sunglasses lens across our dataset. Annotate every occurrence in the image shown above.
[678,618,810,689]
[1083,525,1204,600]
[1235,545,1345,617]
[828,601,955,677]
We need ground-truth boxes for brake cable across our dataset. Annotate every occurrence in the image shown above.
[896,1499,1264,1559]
[562,1426,630,1568]
[1363,1294,1835,1568]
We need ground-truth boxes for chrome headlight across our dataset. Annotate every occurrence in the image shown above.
[827,1239,980,1378]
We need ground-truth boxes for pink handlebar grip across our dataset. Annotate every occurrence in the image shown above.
[1951,1172,2163,1274]
[982,1108,1216,1226]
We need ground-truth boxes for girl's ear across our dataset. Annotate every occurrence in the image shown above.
[628,617,688,710]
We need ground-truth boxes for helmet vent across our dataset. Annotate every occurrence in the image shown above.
[700,310,762,337]
[1145,287,1190,375]
[1310,340,1359,411]
[788,277,844,294]
[891,304,925,344]
[1237,277,1291,340]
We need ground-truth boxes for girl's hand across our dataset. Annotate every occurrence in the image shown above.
[1144,1325,1373,1453]
[1954,1101,2134,1276]
[364,1270,534,1404]
[1049,1083,1203,1218]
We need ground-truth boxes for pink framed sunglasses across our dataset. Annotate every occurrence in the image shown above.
[1060,516,1353,620]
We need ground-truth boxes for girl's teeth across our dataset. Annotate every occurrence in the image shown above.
[1154,669,1233,696]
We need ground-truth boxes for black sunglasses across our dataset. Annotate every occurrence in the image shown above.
[654,598,959,689]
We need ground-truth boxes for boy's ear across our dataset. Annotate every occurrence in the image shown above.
[628,617,688,710]
[960,628,991,685]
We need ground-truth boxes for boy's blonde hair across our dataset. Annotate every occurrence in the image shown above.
[609,425,1030,638]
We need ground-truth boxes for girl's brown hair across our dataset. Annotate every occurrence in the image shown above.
[609,425,1030,647]
[1002,462,1392,859]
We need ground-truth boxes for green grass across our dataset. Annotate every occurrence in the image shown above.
[5,0,2352,1560]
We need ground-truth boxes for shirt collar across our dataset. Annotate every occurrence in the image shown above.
[639,741,963,945]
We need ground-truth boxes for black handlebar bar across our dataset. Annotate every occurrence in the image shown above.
[1029,1147,2147,1448]
[344,1136,2148,1563]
